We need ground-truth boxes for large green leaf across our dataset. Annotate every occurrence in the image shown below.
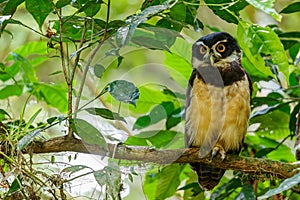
[106,80,140,106]
[204,0,248,24]
[143,164,184,200]
[211,175,242,200]
[11,53,38,84]
[245,0,281,21]
[56,0,71,8]
[124,130,181,148]
[7,176,22,195]
[166,107,184,129]
[38,83,68,113]
[0,84,23,99]
[245,135,295,161]
[131,35,170,51]
[116,0,175,47]
[8,41,48,58]
[250,104,291,140]
[76,0,103,17]
[280,2,300,14]
[0,0,24,15]
[0,62,20,82]
[235,184,256,200]
[69,118,108,150]
[133,101,175,130]
[105,84,181,115]
[238,21,290,84]
[258,173,300,199]
[25,0,53,29]
[94,161,121,198]
[164,51,192,88]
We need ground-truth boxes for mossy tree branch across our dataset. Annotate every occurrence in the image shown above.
[28,136,299,179]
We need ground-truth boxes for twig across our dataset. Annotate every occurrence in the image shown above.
[74,0,111,113]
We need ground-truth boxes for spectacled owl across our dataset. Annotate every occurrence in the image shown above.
[185,32,252,190]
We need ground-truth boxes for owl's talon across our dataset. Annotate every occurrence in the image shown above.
[212,145,226,160]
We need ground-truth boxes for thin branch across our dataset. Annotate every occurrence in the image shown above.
[74,0,111,113]
[29,136,300,180]
[295,109,300,161]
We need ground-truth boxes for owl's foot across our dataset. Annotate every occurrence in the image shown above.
[212,144,226,160]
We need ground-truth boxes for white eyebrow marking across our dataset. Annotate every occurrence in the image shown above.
[212,39,228,49]
[195,41,205,46]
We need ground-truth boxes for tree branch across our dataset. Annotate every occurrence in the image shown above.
[28,136,299,179]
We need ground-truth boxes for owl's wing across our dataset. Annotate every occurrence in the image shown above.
[184,69,197,148]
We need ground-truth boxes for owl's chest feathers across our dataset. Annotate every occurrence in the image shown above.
[186,73,251,152]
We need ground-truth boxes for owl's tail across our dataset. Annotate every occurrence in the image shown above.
[190,163,225,190]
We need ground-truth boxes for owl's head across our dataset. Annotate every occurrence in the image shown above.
[192,32,241,68]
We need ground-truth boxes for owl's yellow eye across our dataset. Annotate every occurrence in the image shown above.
[216,43,226,53]
[199,46,207,55]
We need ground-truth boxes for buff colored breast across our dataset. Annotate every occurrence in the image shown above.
[185,74,250,157]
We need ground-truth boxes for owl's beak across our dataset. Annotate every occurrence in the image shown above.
[209,54,220,65]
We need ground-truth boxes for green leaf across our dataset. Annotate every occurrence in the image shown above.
[146,25,181,47]
[105,84,179,115]
[235,184,256,200]
[56,0,71,8]
[133,115,151,130]
[46,116,59,124]
[238,21,290,84]
[11,53,38,84]
[24,108,42,132]
[25,0,53,28]
[241,54,269,81]
[170,2,186,22]
[8,176,22,195]
[116,0,175,47]
[258,173,300,199]
[94,161,121,198]
[166,107,183,129]
[164,51,192,88]
[144,164,184,200]
[124,130,181,148]
[107,80,140,106]
[8,41,48,59]
[61,165,91,176]
[250,102,291,119]
[0,84,23,99]
[156,17,183,32]
[38,83,68,113]
[84,107,126,122]
[204,0,248,24]
[0,108,11,119]
[0,0,24,15]
[245,0,281,21]
[69,118,108,150]
[250,104,291,141]
[17,129,42,151]
[254,147,275,158]
[94,64,106,78]
[76,0,103,17]
[211,175,242,200]
[133,101,175,130]
[245,136,295,161]
[280,2,300,14]
[131,35,170,51]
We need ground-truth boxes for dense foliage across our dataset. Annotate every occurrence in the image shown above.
[0,0,299,199]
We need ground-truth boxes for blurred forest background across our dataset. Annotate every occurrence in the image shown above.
[0,0,299,199]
